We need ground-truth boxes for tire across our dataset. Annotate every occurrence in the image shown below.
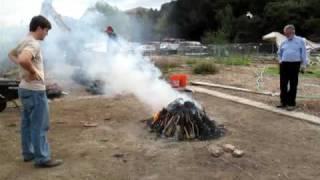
[0,96,7,112]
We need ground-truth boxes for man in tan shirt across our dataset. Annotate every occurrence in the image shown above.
[8,15,62,168]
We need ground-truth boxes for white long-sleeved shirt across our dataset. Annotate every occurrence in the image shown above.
[278,35,308,66]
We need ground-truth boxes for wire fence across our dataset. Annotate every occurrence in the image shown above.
[148,42,279,61]
[205,43,277,58]
[174,43,278,62]
[156,42,319,66]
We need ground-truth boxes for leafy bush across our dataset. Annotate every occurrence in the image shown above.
[193,62,219,75]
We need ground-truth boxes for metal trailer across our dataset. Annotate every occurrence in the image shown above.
[0,80,19,112]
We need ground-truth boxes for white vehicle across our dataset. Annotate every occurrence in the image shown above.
[178,41,208,56]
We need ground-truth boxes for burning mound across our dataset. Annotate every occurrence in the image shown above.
[148,99,225,141]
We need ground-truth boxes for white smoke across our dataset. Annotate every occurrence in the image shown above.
[1,0,193,112]
[83,37,191,111]
[0,26,27,73]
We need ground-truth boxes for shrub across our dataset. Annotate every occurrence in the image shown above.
[193,62,219,75]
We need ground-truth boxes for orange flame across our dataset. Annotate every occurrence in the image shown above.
[153,112,160,123]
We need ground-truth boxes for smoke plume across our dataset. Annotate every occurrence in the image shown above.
[0,0,192,112]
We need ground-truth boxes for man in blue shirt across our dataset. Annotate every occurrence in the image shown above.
[277,24,308,111]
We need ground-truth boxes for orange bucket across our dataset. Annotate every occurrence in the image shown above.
[169,74,188,88]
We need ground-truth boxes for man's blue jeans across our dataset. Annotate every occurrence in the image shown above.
[18,88,51,165]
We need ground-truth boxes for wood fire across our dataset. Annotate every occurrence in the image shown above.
[148,98,225,141]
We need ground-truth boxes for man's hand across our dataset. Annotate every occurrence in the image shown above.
[278,62,282,74]
[300,65,306,74]
[23,71,42,82]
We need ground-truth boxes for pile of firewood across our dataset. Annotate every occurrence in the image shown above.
[148,99,225,141]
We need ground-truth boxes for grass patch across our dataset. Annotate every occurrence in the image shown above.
[193,62,219,75]
[265,66,320,78]
[185,57,216,66]
[303,66,320,78]
[216,55,251,66]
[155,60,180,74]
[265,66,279,76]
[186,59,198,66]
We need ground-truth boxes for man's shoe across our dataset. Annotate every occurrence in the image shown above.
[23,157,34,162]
[35,159,63,168]
[286,106,296,111]
[276,104,287,108]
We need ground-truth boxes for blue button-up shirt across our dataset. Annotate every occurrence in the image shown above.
[278,35,308,65]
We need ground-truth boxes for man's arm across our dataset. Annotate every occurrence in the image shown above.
[8,49,19,64]
[16,50,42,81]
[301,39,308,66]
[277,43,283,64]
[18,50,37,74]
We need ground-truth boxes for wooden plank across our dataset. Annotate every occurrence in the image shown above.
[191,81,278,96]
[189,86,320,125]
[191,81,320,99]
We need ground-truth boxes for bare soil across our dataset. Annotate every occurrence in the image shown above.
[1,91,320,180]
[152,56,320,116]
[190,64,320,117]
[1,56,320,179]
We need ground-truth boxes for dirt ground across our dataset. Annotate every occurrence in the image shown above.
[154,56,320,116]
[1,91,320,180]
[190,64,320,117]
[1,56,320,179]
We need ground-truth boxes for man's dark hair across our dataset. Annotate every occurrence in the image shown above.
[29,15,52,32]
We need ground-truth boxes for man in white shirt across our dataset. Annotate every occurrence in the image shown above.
[8,15,63,168]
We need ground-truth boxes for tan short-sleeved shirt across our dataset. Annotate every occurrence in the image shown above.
[15,35,45,91]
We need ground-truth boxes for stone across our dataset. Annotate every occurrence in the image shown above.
[208,145,224,158]
[223,144,236,153]
[232,149,245,158]
[83,122,98,127]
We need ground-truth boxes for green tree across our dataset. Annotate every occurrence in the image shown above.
[202,30,228,44]
[84,0,320,43]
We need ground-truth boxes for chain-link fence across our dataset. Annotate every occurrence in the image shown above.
[177,42,320,64]
[175,43,278,61]
[205,43,277,57]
